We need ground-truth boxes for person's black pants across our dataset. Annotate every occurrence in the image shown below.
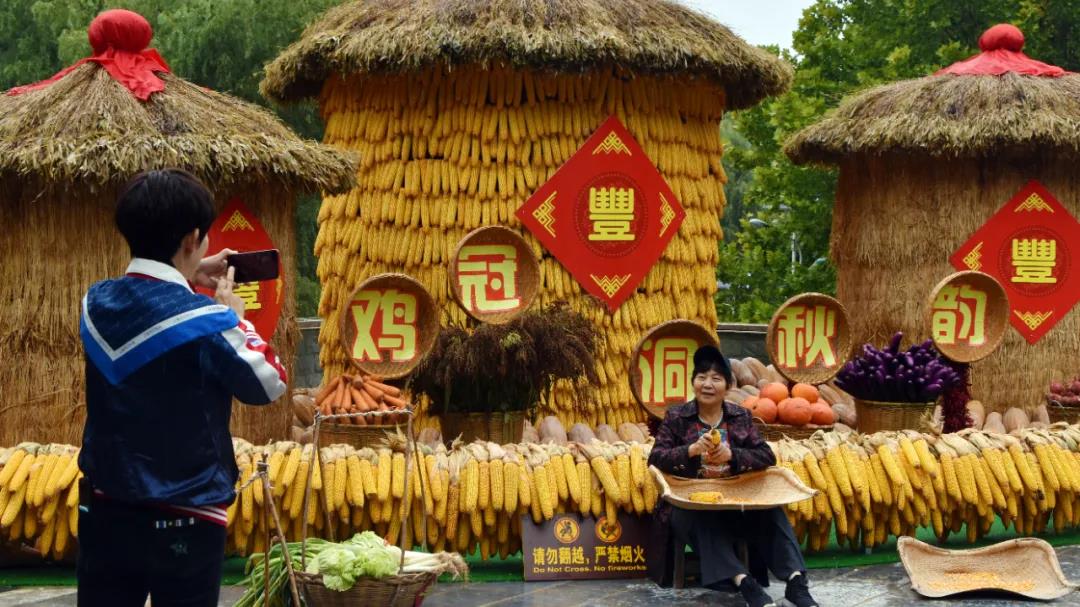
[670,506,806,588]
[77,494,227,607]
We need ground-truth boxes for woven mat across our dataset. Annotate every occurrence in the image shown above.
[651,465,817,511]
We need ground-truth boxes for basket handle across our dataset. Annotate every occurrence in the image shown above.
[303,408,424,577]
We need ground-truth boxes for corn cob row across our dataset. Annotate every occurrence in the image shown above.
[773,424,1080,553]
[16,423,1080,560]
[315,64,727,429]
[0,443,82,561]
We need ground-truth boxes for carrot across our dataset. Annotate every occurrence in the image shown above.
[349,386,367,411]
[353,413,367,426]
[319,400,332,417]
[361,382,385,402]
[315,376,342,407]
[384,394,409,410]
[358,388,379,413]
[330,380,347,410]
[367,380,401,398]
[342,382,357,411]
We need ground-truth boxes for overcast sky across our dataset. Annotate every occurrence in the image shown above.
[678,0,817,50]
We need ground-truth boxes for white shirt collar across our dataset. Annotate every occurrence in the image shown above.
[126,258,193,292]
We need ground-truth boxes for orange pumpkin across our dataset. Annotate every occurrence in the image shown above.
[778,397,813,426]
[752,397,778,424]
[759,382,790,404]
[791,383,820,403]
[741,396,758,410]
[809,400,835,425]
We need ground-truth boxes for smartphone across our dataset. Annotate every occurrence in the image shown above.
[227,249,280,283]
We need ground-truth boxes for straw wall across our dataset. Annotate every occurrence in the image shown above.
[0,179,298,446]
[832,154,1080,411]
[315,64,727,427]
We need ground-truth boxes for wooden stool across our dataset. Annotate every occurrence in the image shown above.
[672,539,750,589]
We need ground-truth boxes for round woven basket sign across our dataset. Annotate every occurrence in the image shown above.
[449,226,540,324]
[765,293,853,385]
[926,271,1009,363]
[629,320,720,420]
[340,274,439,379]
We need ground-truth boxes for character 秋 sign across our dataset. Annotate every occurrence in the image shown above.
[766,293,852,385]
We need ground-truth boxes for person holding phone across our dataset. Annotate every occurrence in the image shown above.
[646,346,818,607]
[77,169,287,607]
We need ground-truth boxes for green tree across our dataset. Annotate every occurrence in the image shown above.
[717,0,1075,323]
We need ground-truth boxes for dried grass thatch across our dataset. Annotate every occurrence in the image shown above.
[785,73,1080,166]
[0,179,298,446]
[830,154,1080,412]
[260,0,792,110]
[0,64,356,192]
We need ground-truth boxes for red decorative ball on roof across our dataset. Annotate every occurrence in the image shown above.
[978,24,1025,52]
[88,9,153,54]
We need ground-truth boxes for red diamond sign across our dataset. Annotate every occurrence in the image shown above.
[950,180,1080,344]
[516,116,685,311]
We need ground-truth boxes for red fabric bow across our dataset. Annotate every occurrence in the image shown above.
[7,9,170,100]
[935,24,1069,78]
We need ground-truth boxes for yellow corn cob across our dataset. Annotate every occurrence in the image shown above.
[562,453,581,505]
[820,460,847,537]
[478,460,491,510]
[391,453,406,499]
[576,462,592,515]
[643,466,659,512]
[1009,445,1042,495]
[953,453,978,507]
[913,439,939,478]
[546,456,567,504]
[503,461,519,513]
[1,481,27,527]
[44,453,72,499]
[0,449,27,488]
[334,458,348,512]
[377,451,392,501]
[518,464,532,509]
[968,454,993,510]
[288,460,309,520]
[629,445,645,489]
[490,458,504,512]
[281,448,301,491]
[533,463,554,520]
[941,453,963,504]
[360,457,377,498]
[463,457,479,513]
[1034,445,1061,492]
[345,455,364,507]
[589,455,622,505]
[268,450,285,496]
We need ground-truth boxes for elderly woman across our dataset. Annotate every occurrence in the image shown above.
[646,346,818,607]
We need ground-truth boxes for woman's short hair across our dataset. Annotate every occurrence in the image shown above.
[115,169,216,263]
[691,345,733,386]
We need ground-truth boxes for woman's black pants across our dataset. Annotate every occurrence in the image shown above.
[670,506,806,588]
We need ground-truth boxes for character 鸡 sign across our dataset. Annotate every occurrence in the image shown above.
[340,274,438,379]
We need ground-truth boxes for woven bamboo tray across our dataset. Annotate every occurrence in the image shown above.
[754,421,833,441]
[1046,398,1080,424]
[897,536,1077,600]
[650,465,816,511]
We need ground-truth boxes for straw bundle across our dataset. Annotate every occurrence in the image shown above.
[310,64,730,427]
[827,154,1080,411]
[0,49,356,445]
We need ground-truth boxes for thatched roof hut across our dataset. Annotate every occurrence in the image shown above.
[786,24,1079,411]
[0,9,356,446]
[262,0,790,428]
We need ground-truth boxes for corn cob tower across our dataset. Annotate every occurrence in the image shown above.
[262,0,791,426]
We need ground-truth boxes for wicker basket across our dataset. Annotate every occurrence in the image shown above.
[855,399,935,434]
[318,420,404,449]
[1046,399,1080,424]
[440,411,525,444]
[297,570,440,607]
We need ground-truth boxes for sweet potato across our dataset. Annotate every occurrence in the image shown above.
[965,400,985,430]
[617,422,645,443]
[567,423,596,444]
[730,358,757,388]
[594,424,621,444]
[538,416,568,446]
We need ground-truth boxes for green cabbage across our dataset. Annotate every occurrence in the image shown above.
[307,532,403,591]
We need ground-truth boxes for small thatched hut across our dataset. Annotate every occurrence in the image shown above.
[0,10,356,446]
[262,0,791,427]
[785,24,1080,411]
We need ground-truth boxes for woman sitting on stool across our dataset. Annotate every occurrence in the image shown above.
[645,345,819,607]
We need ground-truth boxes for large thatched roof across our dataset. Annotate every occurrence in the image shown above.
[260,0,792,110]
[0,12,356,192]
[786,24,1080,165]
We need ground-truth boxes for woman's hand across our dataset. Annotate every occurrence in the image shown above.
[688,434,714,458]
[703,443,732,466]
[194,248,237,289]
[214,266,246,319]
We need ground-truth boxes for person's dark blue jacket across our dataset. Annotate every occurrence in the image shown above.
[79,258,287,509]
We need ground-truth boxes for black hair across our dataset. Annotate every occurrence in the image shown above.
[114,169,216,263]
[691,345,733,386]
